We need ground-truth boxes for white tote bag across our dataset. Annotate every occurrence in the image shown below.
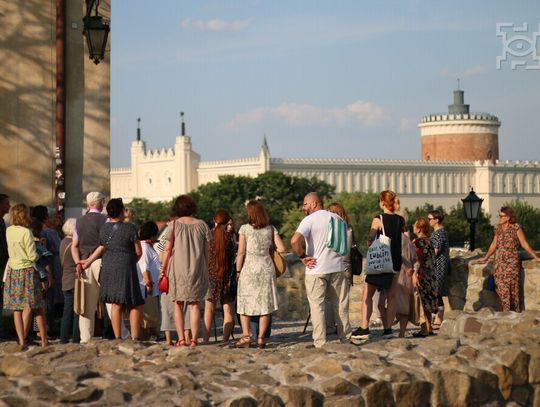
[365,215,395,275]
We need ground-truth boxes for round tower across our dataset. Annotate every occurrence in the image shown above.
[418,89,500,162]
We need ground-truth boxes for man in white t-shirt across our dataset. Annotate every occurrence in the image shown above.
[291,192,351,347]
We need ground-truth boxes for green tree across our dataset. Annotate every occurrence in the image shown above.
[502,200,540,248]
[125,198,174,228]
[191,171,334,231]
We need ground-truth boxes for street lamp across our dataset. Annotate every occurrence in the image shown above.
[462,188,483,250]
[83,0,110,65]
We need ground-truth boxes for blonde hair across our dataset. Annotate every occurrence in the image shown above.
[62,218,77,237]
[10,204,31,227]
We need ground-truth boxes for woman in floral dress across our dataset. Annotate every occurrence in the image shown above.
[235,200,285,349]
[477,207,540,312]
[412,217,439,336]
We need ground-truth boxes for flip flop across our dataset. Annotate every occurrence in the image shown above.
[432,323,441,331]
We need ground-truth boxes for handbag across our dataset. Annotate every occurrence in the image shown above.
[158,220,175,293]
[408,289,425,326]
[271,249,286,278]
[269,226,287,277]
[487,274,496,291]
[365,215,394,275]
[74,277,85,316]
[350,230,363,276]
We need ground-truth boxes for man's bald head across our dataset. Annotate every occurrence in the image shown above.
[302,192,323,215]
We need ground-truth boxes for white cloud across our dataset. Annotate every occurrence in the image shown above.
[440,64,488,79]
[228,100,388,129]
[181,17,251,32]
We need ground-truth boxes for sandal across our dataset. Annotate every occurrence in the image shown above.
[190,339,198,348]
[173,339,186,347]
[412,331,429,338]
[257,338,266,349]
[235,336,252,349]
[432,323,441,331]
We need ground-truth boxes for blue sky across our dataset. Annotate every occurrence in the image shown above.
[111,1,540,167]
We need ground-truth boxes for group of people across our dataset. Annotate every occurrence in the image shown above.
[0,189,538,351]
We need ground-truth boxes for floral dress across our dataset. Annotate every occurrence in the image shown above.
[493,223,521,312]
[413,237,439,314]
[236,224,278,316]
[430,228,450,297]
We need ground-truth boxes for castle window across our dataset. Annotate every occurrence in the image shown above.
[168,177,172,184]
[148,178,152,185]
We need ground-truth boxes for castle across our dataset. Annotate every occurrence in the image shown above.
[111,90,540,218]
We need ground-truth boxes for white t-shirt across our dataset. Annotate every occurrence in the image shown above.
[296,209,343,275]
[137,241,161,297]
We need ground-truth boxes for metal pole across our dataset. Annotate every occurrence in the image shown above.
[55,0,66,215]
[469,220,476,251]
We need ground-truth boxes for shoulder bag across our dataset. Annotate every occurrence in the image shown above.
[350,230,363,276]
[269,226,286,277]
[158,220,175,293]
[365,215,394,275]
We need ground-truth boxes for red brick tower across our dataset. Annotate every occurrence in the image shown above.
[418,89,500,162]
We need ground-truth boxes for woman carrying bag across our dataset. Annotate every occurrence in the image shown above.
[351,190,404,340]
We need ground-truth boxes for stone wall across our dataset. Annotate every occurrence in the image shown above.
[276,251,540,323]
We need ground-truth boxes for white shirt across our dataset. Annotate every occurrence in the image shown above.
[137,241,161,297]
[296,209,343,275]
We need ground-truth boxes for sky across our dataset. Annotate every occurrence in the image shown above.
[110,1,540,168]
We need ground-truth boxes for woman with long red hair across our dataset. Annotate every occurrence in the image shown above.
[203,209,237,343]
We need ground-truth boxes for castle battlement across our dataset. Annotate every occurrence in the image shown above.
[111,167,131,174]
[199,156,261,167]
[141,148,175,161]
[271,157,479,167]
[420,112,500,123]
[494,160,540,168]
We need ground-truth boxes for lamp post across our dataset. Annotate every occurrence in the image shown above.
[462,188,483,251]
[83,0,110,65]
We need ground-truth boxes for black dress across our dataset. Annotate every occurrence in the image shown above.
[99,222,144,306]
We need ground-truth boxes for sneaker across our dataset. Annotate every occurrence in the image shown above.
[382,328,393,338]
[351,327,370,339]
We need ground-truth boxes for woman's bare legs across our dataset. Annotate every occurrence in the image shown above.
[239,314,251,338]
[361,283,378,329]
[111,304,123,339]
[129,305,142,339]
[257,314,270,345]
[173,301,185,342]
[13,311,26,348]
[22,308,33,339]
[34,308,48,346]
[222,301,235,341]
[203,300,216,344]
[188,302,200,344]
[398,314,408,338]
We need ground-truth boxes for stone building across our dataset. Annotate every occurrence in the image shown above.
[111,89,540,217]
[0,1,111,217]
